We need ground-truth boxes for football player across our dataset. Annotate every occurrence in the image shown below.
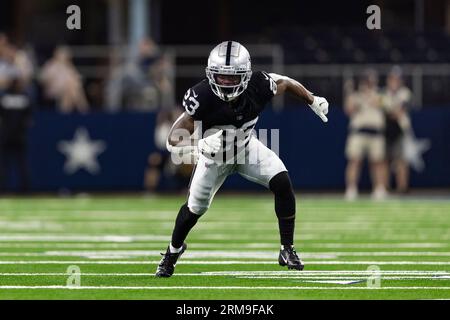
[156,41,329,277]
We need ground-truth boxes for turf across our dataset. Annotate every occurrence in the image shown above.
[0,194,449,299]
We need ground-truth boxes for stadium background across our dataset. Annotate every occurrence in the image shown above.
[1,0,449,193]
[0,0,449,301]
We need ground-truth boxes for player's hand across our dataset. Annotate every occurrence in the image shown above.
[309,96,329,123]
[198,129,223,155]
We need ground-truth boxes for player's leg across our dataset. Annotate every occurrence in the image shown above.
[156,156,231,277]
[236,137,303,270]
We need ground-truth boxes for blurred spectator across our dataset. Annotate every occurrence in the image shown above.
[105,38,156,112]
[0,34,20,91]
[0,78,33,192]
[105,37,174,112]
[151,54,175,108]
[138,37,160,70]
[40,46,89,113]
[140,37,175,108]
[381,66,413,194]
[344,69,387,201]
[106,56,155,111]
[144,107,193,192]
[13,45,35,87]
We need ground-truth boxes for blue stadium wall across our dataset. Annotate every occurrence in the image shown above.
[19,107,450,192]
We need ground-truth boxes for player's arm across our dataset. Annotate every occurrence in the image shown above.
[166,112,222,158]
[269,73,329,123]
[167,112,195,148]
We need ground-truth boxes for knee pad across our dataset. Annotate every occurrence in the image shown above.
[187,201,209,215]
[188,186,213,215]
[269,171,296,219]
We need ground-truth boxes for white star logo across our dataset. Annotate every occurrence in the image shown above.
[404,133,431,172]
[58,127,107,175]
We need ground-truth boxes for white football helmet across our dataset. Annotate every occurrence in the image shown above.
[205,41,252,101]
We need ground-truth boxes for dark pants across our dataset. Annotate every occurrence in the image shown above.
[0,142,30,192]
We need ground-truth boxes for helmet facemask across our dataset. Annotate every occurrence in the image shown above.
[206,67,252,101]
[206,41,252,102]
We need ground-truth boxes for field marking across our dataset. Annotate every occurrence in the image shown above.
[306,261,450,265]
[0,250,335,260]
[0,270,447,276]
[197,270,449,275]
[0,273,447,280]
[2,220,450,230]
[0,270,450,277]
[0,260,450,265]
[0,285,449,290]
[236,276,450,280]
[0,250,450,260]
[29,250,450,257]
[0,242,448,249]
[0,235,170,242]
[2,234,450,242]
[309,243,450,249]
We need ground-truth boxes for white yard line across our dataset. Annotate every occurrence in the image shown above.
[307,261,450,265]
[0,273,447,280]
[197,270,449,275]
[9,250,450,256]
[235,276,449,280]
[0,271,448,276]
[1,234,450,242]
[2,220,448,229]
[0,250,449,260]
[0,235,170,242]
[0,270,447,275]
[0,260,450,265]
[310,243,450,248]
[0,242,447,250]
[0,285,449,290]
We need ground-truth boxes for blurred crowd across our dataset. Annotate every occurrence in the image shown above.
[105,37,175,112]
[344,66,414,200]
[0,33,177,192]
[0,33,175,114]
[0,32,425,194]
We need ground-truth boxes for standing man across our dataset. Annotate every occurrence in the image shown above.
[0,78,33,192]
[344,69,386,200]
[381,66,412,193]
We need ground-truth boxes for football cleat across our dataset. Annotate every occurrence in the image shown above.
[278,246,304,270]
[155,243,187,278]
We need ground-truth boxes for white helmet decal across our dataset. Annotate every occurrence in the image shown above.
[205,41,252,101]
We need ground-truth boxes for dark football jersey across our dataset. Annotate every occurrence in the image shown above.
[183,71,277,130]
[182,71,277,159]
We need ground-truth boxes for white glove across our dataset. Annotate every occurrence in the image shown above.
[198,130,223,155]
[180,147,199,164]
[309,96,329,123]
[166,143,199,165]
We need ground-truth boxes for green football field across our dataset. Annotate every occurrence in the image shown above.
[0,194,449,300]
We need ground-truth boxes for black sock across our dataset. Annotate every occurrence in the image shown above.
[278,217,295,247]
[171,204,200,248]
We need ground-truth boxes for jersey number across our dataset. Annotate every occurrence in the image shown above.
[183,89,200,115]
